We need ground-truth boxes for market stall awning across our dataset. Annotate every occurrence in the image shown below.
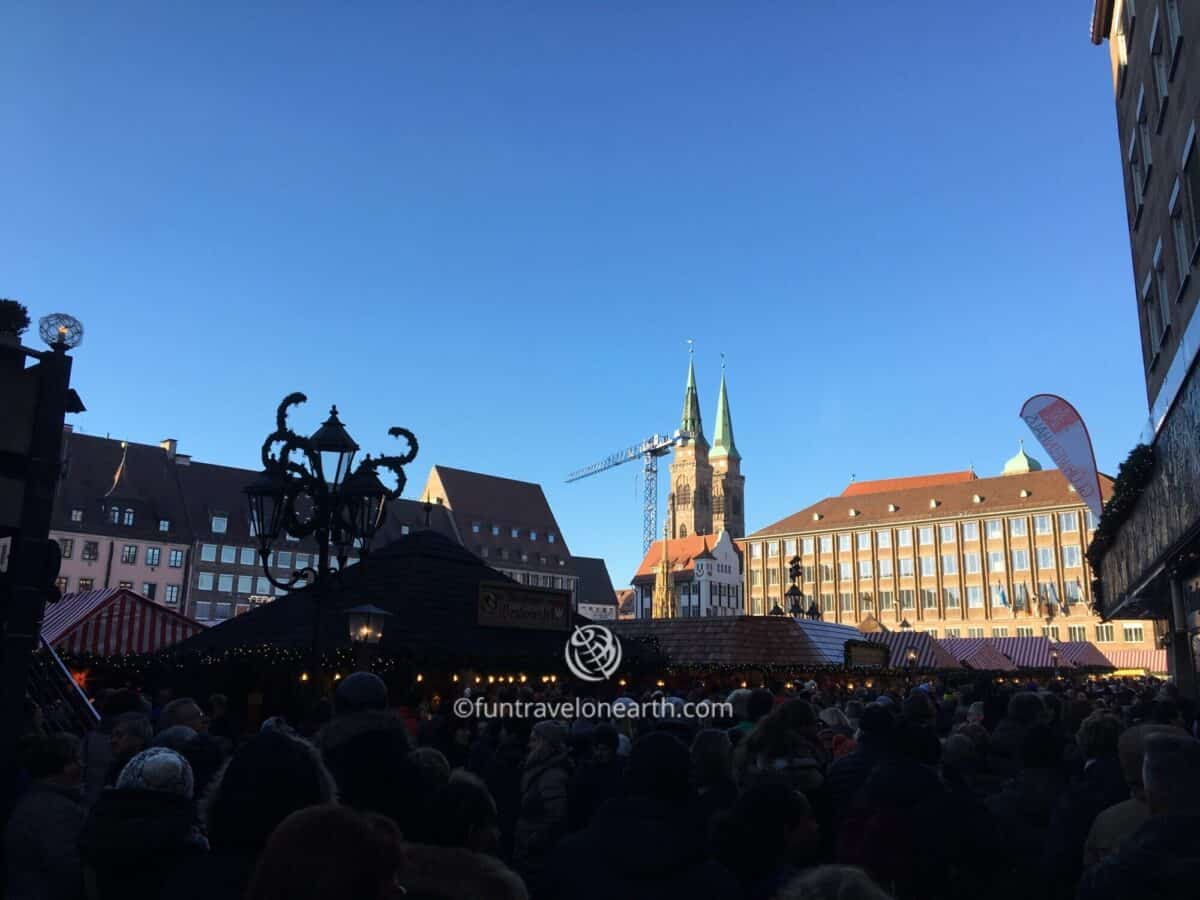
[864,631,961,671]
[989,636,1059,669]
[43,588,205,655]
[1101,648,1169,675]
[1055,641,1116,671]
[937,638,1018,672]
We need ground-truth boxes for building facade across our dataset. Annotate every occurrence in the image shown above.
[739,449,1158,651]
[419,465,580,600]
[667,354,745,539]
[629,531,745,619]
[1089,1,1200,691]
[50,431,325,625]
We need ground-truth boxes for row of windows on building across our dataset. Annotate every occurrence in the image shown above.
[750,546,1086,587]
[61,538,186,568]
[762,583,1084,615]
[1114,4,1199,359]
[916,623,1144,643]
[496,570,575,591]
[69,506,174,532]
[748,513,1096,561]
[194,572,289,595]
[197,544,344,570]
[470,522,557,544]
[476,545,566,566]
[55,576,181,606]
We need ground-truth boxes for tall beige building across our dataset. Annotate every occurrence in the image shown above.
[739,447,1158,651]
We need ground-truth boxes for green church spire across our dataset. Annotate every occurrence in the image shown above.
[711,357,739,460]
[679,344,705,443]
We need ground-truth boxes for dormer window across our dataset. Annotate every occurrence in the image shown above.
[530,529,538,541]
[548,533,556,544]
[848,509,860,517]
[1019,489,1031,498]
[70,508,84,522]
[158,519,170,532]
[122,508,135,526]
[972,494,983,504]
[928,499,939,509]
[211,513,228,534]
[812,513,823,521]
[108,507,121,524]
[888,504,898,512]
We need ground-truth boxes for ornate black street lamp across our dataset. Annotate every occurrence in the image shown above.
[786,555,805,617]
[244,394,418,658]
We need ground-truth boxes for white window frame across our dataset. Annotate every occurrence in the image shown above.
[820,535,833,553]
[967,585,983,608]
[986,519,1003,539]
[897,528,912,547]
[940,524,955,544]
[858,560,872,578]
[197,573,214,591]
[878,558,893,578]
[1123,623,1145,643]
[920,556,935,577]
[964,552,981,575]
[875,530,891,549]
[919,526,933,546]
[1034,515,1051,535]
[802,537,814,555]
[961,521,978,541]
[899,557,914,577]
[943,587,959,608]
[1062,545,1082,568]
[1012,549,1030,571]
[1037,547,1055,569]
[1009,518,1027,538]
[838,534,851,552]
[839,562,852,580]
[988,550,1005,573]
[941,554,958,575]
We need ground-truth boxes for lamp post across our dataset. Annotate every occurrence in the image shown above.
[899,618,912,632]
[786,555,805,617]
[244,394,418,660]
[346,603,393,671]
[1050,645,1060,680]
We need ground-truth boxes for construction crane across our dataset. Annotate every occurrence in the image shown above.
[566,432,685,554]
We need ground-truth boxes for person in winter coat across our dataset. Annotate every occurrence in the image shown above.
[512,721,571,891]
[734,699,829,796]
[79,747,207,900]
[542,731,742,900]
[567,724,624,832]
[712,784,818,900]
[4,733,86,900]
[485,719,531,863]
[1078,734,1200,900]
[157,732,338,900]
[689,728,739,840]
[103,713,152,790]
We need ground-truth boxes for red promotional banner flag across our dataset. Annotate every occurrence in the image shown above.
[1019,394,1104,521]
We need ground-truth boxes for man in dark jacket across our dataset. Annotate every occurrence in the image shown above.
[4,733,86,900]
[513,721,572,894]
[1041,712,1127,898]
[568,724,624,831]
[1078,734,1200,900]
[542,731,742,900]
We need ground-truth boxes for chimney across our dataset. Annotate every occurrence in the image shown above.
[160,438,177,460]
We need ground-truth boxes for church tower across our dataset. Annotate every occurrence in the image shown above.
[710,361,745,537]
[668,348,713,539]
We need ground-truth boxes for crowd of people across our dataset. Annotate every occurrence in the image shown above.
[4,673,1200,900]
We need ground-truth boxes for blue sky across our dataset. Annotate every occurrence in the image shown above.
[3,2,1143,589]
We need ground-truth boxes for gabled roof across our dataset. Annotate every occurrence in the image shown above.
[572,557,617,610]
[174,460,320,551]
[990,636,1059,669]
[864,631,961,671]
[632,533,729,580]
[43,588,204,655]
[53,433,191,543]
[372,498,461,548]
[176,530,577,664]
[1056,641,1116,670]
[751,469,1113,537]
[938,638,1018,672]
[615,589,636,616]
[841,470,976,497]
[422,466,572,562]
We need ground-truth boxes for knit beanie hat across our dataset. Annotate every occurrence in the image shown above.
[117,746,194,799]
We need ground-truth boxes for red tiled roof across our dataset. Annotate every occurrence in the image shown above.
[864,631,962,670]
[841,470,976,497]
[632,534,723,580]
[750,469,1114,537]
[938,638,1018,671]
[609,616,865,668]
[1101,648,1170,674]
[43,589,205,655]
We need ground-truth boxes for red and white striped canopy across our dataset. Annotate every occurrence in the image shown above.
[937,638,1018,672]
[865,631,962,670]
[1102,648,1169,674]
[42,589,204,655]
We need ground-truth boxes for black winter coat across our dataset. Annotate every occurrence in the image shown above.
[1077,813,1200,900]
[542,795,742,900]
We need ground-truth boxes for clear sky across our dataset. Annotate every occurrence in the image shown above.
[3,2,1144,590]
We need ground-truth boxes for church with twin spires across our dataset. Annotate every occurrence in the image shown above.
[628,354,748,619]
[668,352,745,540]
